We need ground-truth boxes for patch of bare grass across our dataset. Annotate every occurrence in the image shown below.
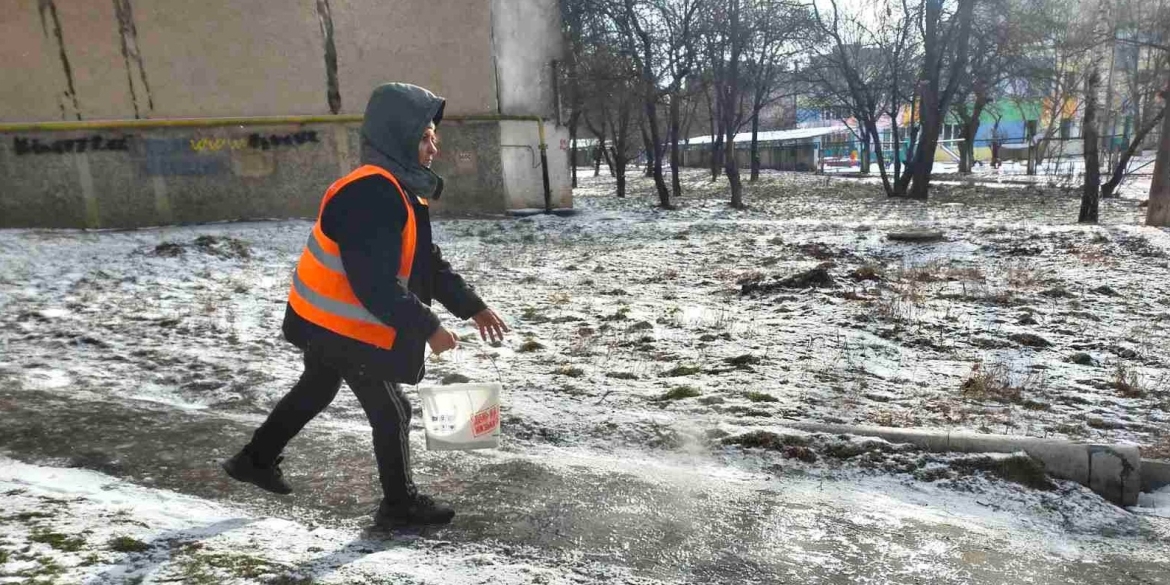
[659,385,702,401]
[960,362,1024,404]
[1112,363,1146,398]
[1145,434,1170,460]
[1005,262,1050,289]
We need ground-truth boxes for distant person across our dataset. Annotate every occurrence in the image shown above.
[222,83,509,529]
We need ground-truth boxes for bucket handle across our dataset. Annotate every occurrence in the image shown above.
[414,339,506,393]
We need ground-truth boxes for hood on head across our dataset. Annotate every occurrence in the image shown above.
[359,83,447,199]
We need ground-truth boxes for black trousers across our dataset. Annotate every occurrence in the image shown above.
[245,345,417,503]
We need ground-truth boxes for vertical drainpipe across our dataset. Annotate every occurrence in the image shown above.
[540,116,552,214]
[542,59,559,214]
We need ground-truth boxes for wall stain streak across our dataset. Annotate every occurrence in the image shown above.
[315,0,341,114]
[112,0,154,118]
[37,0,81,120]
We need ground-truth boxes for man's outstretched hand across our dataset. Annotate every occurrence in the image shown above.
[471,308,510,344]
[428,326,459,355]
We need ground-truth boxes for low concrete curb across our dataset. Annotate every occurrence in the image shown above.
[780,422,1143,506]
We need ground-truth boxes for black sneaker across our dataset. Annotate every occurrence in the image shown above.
[221,450,293,495]
[373,494,455,528]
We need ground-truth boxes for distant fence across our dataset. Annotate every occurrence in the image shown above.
[817,135,1157,181]
[574,132,1159,181]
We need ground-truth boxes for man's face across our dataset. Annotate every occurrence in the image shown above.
[419,124,439,168]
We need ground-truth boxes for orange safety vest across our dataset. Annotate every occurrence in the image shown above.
[287,165,420,349]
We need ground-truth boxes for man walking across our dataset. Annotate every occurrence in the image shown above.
[222,83,508,528]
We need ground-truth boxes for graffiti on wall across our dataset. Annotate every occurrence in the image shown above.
[143,137,228,176]
[189,137,249,152]
[13,136,129,155]
[247,131,319,150]
[188,132,319,153]
[10,129,323,176]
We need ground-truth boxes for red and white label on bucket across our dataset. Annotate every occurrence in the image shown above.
[472,404,500,437]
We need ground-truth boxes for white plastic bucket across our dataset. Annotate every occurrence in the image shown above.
[417,382,502,451]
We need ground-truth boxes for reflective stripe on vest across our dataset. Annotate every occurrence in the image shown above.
[287,165,417,349]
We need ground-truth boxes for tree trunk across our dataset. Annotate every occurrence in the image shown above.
[670,91,683,198]
[1026,120,1038,175]
[903,100,941,200]
[641,125,654,178]
[644,101,672,208]
[898,0,974,200]
[955,109,972,174]
[1147,85,1170,227]
[891,116,903,188]
[725,130,744,208]
[1102,107,1165,199]
[599,125,616,178]
[989,117,1002,168]
[957,96,985,175]
[1079,67,1101,224]
[711,118,723,181]
[614,161,627,198]
[704,87,721,181]
[869,123,894,196]
[860,139,871,174]
[750,110,761,182]
[568,113,580,189]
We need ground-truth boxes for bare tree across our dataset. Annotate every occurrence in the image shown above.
[1100,0,1170,198]
[892,0,975,200]
[1103,108,1165,198]
[560,0,590,189]
[949,0,1031,174]
[1080,64,1102,223]
[701,0,755,208]
[743,1,807,182]
[699,66,724,180]
[1005,2,1089,178]
[1150,84,1170,226]
[572,5,645,198]
[659,0,704,198]
[808,0,920,197]
[583,82,642,198]
[606,0,704,208]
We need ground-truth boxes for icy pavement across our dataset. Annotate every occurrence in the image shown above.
[1,169,1169,583]
[2,435,1168,584]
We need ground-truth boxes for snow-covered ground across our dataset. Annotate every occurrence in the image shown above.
[1,448,1168,584]
[1,168,1169,583]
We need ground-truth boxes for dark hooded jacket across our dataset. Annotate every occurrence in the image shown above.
[282,83,486,383]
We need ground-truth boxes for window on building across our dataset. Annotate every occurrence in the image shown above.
[942,123,963,141]
[821,107,851,121]
[1059,119,1072,140]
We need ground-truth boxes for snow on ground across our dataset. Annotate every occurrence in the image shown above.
[4,169,1166,449]
[0,456,639,584]
[1,168,1169,583]
[1,448,1167,585]
[1135,484,1170,519]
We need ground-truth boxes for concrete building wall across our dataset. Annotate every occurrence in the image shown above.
[0,0,568,228]
[491,0,563,119]
[0,0,498,120]
[331,0,498,117]
[499,120,571,211]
